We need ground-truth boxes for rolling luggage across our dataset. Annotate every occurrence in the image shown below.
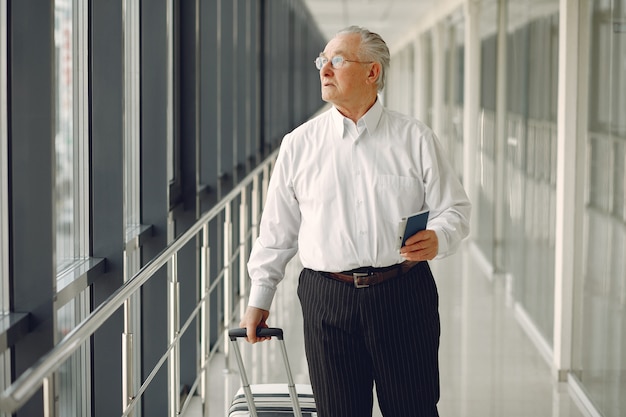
[228,328,317,417]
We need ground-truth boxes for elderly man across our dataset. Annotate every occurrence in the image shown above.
[240,26,470,417]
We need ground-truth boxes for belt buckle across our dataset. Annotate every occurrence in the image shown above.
[353,272,370,288]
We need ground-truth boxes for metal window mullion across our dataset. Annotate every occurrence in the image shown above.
[78,1,90,414]
[131,0,140,224]
[232,0,238,173]
[245,0,252,163]
[69,0,83,259]
[122,1,142,412]
[216,0,222,177]
[166,0,175,183]
[0,0,9,315]
[75,0,89,258]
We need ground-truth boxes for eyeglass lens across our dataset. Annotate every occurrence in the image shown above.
[315,56,344,70]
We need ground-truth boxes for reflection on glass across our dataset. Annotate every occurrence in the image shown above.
[54,0,90,416]
[57,291,89,417]
[446,16,465,180]
[475,3,497,267]
[502,2,559,346]
[575,1,626,416]
[54,0,75,272]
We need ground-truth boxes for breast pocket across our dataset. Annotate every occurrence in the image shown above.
[374,175,425,222]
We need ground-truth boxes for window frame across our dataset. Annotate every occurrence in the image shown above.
[1,0,9,316]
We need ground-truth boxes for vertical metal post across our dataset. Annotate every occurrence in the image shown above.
[414,34,428,124]
[239,189,249,316]
[223,204,233,366]
[122,297,134,416]
[121,331,134,414]
[554,0,587,382]
[200,224,211,414]
[261,164,270,206]
[168,253,181,416]
[43,376,55,417]
[251,176,260,240]
[122,234,136,416]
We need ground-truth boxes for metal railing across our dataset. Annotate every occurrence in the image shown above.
[0,149,278,416]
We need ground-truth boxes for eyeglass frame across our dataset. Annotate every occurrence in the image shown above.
[314,55,373,70]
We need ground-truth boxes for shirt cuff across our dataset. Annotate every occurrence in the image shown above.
[248,284,276,311]
[433,228,449,259]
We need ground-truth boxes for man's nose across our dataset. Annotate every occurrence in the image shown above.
[320,61,333,76]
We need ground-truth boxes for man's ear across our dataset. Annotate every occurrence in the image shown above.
[366,62,381,86]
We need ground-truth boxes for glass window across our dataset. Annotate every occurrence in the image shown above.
[56,291,90,417]
[54,0,91,415]
[503,2,559,346]
[475,0,497,266]
[573,1,626,416]
[446,14,465,179]
[54,0,89,273]
[124,0,141,229]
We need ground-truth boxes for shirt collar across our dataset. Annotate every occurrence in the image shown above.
[330,98,384,139]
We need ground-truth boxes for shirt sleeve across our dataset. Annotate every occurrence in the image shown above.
[246,135,301,310]
[421,131,471,259]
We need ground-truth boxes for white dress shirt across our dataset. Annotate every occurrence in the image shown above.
[247,99,471,310]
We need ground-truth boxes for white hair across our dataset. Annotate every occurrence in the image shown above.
[336,26,390,91]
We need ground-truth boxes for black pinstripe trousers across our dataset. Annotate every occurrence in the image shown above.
[297,262,440,417]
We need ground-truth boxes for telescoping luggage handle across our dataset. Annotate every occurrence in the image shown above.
[229,328,303,417]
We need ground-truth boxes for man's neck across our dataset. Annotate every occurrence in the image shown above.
[334,96,378,124]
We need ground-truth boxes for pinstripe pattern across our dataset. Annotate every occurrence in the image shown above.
[297,263,440,417]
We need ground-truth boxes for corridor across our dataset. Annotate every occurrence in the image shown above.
[186,242,587,417]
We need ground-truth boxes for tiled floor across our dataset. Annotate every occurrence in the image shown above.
[184,243,588,417]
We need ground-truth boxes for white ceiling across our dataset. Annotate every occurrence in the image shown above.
[302,0,438,51]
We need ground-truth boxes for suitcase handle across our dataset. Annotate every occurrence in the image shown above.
[228,327,303,417]
[228,327,284,340]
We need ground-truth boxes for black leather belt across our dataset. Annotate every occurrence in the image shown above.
[324,261,419,288]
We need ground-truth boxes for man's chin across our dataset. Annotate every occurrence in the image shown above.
[321,92,334,103]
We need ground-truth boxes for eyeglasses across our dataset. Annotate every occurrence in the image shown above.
[314,55,373,70]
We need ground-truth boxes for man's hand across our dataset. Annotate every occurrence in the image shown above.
[400,229,438,261]
[239,306,270,343]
